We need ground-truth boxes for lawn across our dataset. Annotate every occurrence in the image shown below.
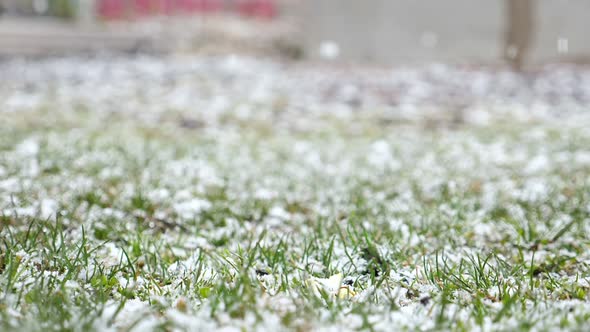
[1,56,590,331]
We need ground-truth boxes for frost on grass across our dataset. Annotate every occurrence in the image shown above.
[1,56,590,331]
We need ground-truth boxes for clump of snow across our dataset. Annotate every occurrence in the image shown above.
[173,198,211,219]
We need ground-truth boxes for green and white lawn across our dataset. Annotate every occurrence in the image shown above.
[1,56,590,331]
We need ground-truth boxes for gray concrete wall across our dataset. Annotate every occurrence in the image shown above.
[531,0,590,63]
[301,0,590,66]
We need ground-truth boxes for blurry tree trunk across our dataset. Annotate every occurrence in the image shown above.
[505,0,535,70]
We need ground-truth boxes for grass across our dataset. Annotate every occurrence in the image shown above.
[1,59,590,331]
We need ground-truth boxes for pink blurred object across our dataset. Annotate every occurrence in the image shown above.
[236,0,276,19]
[98,0,125,19]
[97,0,275,19]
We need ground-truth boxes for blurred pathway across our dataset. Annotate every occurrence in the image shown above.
[0,17,160,56]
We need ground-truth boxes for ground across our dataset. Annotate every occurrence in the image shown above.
[1,55,590,331]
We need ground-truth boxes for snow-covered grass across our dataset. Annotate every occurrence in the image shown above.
[1,56,590,331]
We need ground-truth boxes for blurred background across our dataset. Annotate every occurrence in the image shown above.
[0,0,588,69]
[1,0,590,132]
[0,0,297,58]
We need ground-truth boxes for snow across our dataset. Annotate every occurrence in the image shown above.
[1,55,590,331]
[173,198,212,219]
